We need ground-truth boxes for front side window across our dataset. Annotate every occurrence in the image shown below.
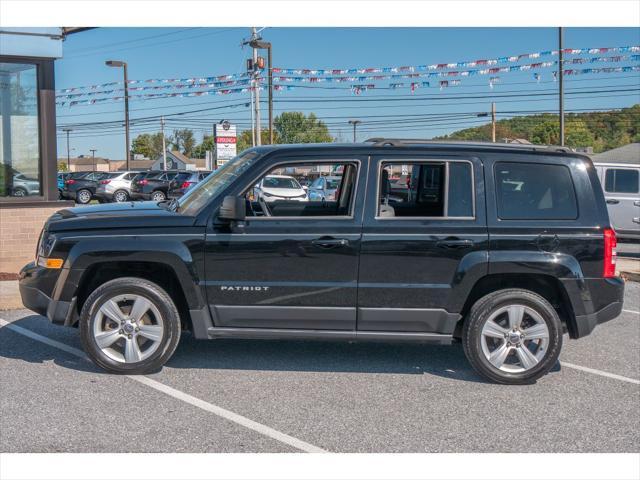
[0,62,40,198]
[245,162,358,218]
[605,168,639,194]
[495,162,578,220]
[378,161,474,218]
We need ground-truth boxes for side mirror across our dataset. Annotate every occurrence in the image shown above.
[218,195,246,222]
[302,185,308,191]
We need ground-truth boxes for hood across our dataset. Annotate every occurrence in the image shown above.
[262,187,306,198]
[45,201,196,232]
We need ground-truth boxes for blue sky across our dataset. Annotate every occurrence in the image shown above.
[55,27,640,160]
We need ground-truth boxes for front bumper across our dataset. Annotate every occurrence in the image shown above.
[19,262,77,326]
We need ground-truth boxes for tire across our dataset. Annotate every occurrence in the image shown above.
[462,289,562,385]
[76,189,92,204]
[151,190,166,202]
[12,187,27,197]
[79,277,181,374]
[113,190,129,203]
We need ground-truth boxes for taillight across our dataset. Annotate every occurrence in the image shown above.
[181,181,193,189]
[65,179,76,185]
[603,228,617,278]
[100,180,110,184]
[139,179,148,185]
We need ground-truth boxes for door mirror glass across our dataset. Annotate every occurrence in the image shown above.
[218,195,246,222]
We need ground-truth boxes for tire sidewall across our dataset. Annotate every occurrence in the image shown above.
[80,278,181,374]
[463,290,563,384]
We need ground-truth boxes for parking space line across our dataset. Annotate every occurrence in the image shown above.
[561,361,640,385]
[622,309,639,315]
[0,318,327,453]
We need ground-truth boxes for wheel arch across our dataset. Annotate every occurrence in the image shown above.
[454,273,578,339]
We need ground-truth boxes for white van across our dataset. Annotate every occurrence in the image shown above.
[594,159,640,240]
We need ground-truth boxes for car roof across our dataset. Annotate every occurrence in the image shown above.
[265,174,296,179]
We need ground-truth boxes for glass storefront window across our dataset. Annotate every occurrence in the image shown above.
[0,62,41,198]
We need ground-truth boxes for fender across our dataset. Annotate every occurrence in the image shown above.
[51,234,206,311]
[488,250,584,280]
[447,250,490,312]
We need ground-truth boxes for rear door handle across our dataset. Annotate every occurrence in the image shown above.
[634,200,640,207]
[312,238,349,248]
[436,239,474,249]
[606,199,620,205]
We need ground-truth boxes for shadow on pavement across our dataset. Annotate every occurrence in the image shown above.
[0,314,563,384]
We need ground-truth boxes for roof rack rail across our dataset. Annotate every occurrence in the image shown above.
[364,138,573,153]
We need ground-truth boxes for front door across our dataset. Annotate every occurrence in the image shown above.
[204,157,367,330]
[357,155,488,334]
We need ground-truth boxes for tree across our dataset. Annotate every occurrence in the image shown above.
[274,112,333,144]
[236,129,277,153]
[131,132,167,159]
[192,135,216,159]
[57,161,68,172]
[171,129,195,157]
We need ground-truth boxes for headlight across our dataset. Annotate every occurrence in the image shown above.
[262,191,274,197]
[37,230,57,259]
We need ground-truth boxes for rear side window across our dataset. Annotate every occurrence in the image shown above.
[378,161,474,218]
[495,162,578,220]
[605,168,639,193]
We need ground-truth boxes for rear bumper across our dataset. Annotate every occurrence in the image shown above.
[562,276,625,338]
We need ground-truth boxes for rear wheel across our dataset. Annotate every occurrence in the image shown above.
[79,277,181,374]
[151,190,166,202]
[113,190,129,202]
[462,289,562,384]
[76,189,92,204]
[12,187,27,197]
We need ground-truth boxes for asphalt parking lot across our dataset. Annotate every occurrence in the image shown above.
[1,282,638,453]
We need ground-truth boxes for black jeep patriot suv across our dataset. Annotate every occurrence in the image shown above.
[19,140,625,384]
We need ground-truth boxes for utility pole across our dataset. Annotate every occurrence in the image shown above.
[63,128,72,170]
[491,102,496,143]
[249,82,255,147]
[90,149,97,170]
[251,28,261,146]
[161,116,167,170]
[348,120,361,143]
[558,27,565,146]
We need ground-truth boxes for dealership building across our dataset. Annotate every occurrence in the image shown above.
[0,28,79,275]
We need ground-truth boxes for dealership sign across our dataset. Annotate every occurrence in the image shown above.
[214,120,237,165]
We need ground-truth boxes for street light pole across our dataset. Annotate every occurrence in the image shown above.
[161,116,167,170]
[106,60,131,169]
[348,120,361,143]
[63,128,72,170]
[491,102,496,143]
[90,149,97,170]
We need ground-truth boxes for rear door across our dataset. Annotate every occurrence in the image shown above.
[357,154,488,334]
[602,166,640,234]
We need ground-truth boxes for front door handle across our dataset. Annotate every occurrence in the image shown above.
[436,239,474,249]
[634,200,640,207]
[606,199,620,205]
[312,237,349,248]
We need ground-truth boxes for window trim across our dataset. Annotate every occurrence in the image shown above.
[374,158,476,221]
[240,158,362,221]
[494,161,579,221]
[604,167,640,194]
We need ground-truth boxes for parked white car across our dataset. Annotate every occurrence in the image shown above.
[594,161,640,240]
[255,175,308,203]
[94,170,141,203]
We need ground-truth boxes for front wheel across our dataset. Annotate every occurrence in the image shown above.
[79,277,181,374]
[462,289,562,385]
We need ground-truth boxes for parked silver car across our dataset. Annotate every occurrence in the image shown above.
[594,161,640,240]
[308,175,342,201]
[11,174,40,197]
[95,170,141,203]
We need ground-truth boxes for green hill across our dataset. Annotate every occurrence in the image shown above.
[436,104,640,153]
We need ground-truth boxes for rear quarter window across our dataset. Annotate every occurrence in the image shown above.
[495,162,578,220]
[604,168,639,194]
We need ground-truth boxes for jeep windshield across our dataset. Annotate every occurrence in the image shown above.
[176,151,261,215]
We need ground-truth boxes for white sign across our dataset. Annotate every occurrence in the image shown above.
[214,121,237,166]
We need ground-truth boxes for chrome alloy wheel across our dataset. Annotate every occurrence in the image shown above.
[77,190,92,204]
[92,294,164,363]
[480,305,550,373]
[114,190,128,202]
